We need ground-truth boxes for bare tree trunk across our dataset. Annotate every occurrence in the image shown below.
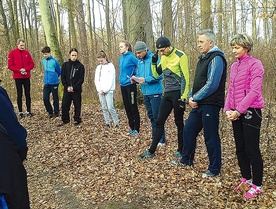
[162,0,173,40]
[105,0,112,53]
[200,0,213,29]
[122,0,153,48]
[37,0,63,64]
[232,0,236,35]
[86,0,94,53]
[217,0,223,46]
[251,0,257,40]
[0,0,11,47]
[66,0,77,48]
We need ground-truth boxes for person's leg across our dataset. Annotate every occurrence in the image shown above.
[150,94,166,143]
[61,92,71,123]
[148,93,172,154]
[232,119,252,180]
[144,95,154,137]
[181,108,202,166]
[242,108,263,186]
[171,91,184,152]
[99,93,111,125]
[15,79,23,112]
[22,78,31,113]
[43,84,53,114]
[201,105,221,175]
[51,84,59,115]
[72,91,82,123]
[105,91,119,126]
[121,85,134,130]
[129,84,140,132]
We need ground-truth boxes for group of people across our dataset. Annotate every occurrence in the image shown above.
[7,39,85,126]
[1,28,264,206]
[99,29,263,200]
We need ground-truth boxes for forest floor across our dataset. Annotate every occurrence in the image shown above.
[21,102,276,209]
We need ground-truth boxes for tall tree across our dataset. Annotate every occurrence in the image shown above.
[217,0,223,46]
[38,0,63,64]
[251,0,257,40]
[66,0,77,48]
[122,0,153,47]
[162,0,173,40]
[200,0,213,29]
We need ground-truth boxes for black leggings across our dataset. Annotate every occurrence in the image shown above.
[149,90,184,154]
[15,79,31,112]
[232,108,263,186]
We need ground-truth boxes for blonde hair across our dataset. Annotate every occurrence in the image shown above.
[230,34,253,53]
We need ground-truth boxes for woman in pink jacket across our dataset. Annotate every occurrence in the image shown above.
[224,34,264,199]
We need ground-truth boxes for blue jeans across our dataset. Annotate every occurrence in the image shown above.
[43,84,59,114]
[181,105,221,175]
[144,94,165,143]
[99,91,119,126]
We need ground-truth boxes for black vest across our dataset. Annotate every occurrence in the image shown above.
[192,51,227,107]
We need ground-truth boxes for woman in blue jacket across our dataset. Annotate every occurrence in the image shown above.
[118,41,140,136]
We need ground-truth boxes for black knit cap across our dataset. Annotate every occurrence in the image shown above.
[156,36,171,49]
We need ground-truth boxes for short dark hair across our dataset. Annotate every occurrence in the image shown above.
[41,46,51,53]
[69,48,78,54]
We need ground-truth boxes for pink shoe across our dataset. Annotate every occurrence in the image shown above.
[234,178,251,190]
[245,184,261,199]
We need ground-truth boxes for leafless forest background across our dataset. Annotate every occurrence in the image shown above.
[0,0,275,208]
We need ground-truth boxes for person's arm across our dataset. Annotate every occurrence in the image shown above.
[55,59,61,77]
[61,63,68,88]
[179,53,190,100]
[24,51,35,71]
[192,56,225,101]
[7,50,19,72]
[73,64,85,91]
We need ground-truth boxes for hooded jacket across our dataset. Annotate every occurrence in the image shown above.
[0,87,28,162]
[224,54,264,113]
[119,51,138,86]
[61,59,85,92]
[42,55,61,85]
[94,62,116,93]
[8,48,34,79]
[136,50,163,96]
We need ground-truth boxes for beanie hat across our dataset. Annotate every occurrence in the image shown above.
[156,37,171,49]
[134,41,147,53]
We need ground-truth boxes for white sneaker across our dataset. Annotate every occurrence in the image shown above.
[158,142,165,147]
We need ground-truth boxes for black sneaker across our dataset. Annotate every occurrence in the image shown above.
[57,122,69,127]
[26,112,33,117]
[73,121,81,126]
[18,112,24,119]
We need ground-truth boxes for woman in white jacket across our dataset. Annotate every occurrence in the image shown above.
[94,50,119,127]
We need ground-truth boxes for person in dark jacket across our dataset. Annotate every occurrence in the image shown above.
[0,85,30,209]
[59,48,85,126]
[41,46,61,118]
[171,29,227,177]
[0,86,28,161]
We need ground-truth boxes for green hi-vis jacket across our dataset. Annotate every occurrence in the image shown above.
[151,47,189,100]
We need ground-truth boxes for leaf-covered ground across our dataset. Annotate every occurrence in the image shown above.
[21,102,275,209]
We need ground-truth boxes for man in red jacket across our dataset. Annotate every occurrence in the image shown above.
[8,38,35,119]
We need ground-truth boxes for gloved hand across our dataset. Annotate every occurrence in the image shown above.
[179,99,186,110]
[152,51,158,64]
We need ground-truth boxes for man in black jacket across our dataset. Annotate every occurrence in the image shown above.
[59,48,85,126]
